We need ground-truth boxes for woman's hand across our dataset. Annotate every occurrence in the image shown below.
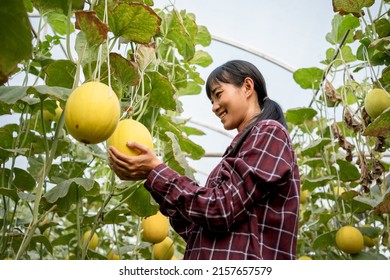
[108,142,162,181]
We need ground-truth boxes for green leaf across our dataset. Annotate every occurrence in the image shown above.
[31,0,80,14]
[0,86,29,104]
[0,127,14,160]
[333,0,375,16]
[165,10,196,60]
[177,81,202,96]
[362,108,390,137]
[109,53,140,87]
[302,158,325,168]
[27,85,72,101]
[13,168,36,192]
[357,226,381,238]
[375,18,390,38]
[335,159,361,182]
[75,10,109,46]
[325,45,357,67]
[44,60,77,89]
[302,176,335,191]
[164,131,195,179]
[285,107,317,125]
[51,233,75,247]
[195,25,212,47]
[30,235,53,255]
[325,14,360,45]
[312,231,336,250]
[46,11,75,35]
[293,67,324,90]
[121,183,158,217]
[103,209,128,224]
[0,0,32,84]
[189,50,213,67]
[42,178,100,214]
[108,2,161,44]
[156,115,205,160]
[0,188,19,202]
[146,71,177,111]
[301,138,332,157]
[379,66,390,90]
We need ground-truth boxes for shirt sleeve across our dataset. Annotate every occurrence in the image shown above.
[144,121,294,233]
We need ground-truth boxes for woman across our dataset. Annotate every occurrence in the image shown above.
[108,60,300,260]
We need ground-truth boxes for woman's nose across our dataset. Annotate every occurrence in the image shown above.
[212,101,219,113]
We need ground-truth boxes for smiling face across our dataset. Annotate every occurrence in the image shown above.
[209,79,260,132]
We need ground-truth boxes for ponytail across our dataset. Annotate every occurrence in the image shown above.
[258,98,287,128]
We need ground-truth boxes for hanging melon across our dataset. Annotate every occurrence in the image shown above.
[65,81,120,144]
[107,118,153,156]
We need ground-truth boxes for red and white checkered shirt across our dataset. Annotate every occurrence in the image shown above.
[144,119,300,260]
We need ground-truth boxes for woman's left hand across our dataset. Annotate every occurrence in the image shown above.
[108,142,162,181]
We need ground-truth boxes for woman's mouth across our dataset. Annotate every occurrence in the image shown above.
[218,111,227,121]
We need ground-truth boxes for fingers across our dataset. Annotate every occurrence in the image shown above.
[107,142,157,181]
[126,141,150,154]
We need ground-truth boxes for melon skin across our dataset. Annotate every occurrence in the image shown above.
[65,82,121,144]
[107,119,153,156]
[364,88,390,119]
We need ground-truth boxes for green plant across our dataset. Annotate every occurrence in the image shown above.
[0,0,210,260]
[293,0,390,260]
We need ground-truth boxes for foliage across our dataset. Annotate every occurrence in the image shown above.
[1,0,389,261]
[0,0,210,260]
[291,0,390,260]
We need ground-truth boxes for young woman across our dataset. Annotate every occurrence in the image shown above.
[108,60,300,260]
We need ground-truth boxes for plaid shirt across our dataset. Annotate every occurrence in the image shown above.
[144,119,300,260]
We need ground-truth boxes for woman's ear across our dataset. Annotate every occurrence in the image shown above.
[243,77,255,96]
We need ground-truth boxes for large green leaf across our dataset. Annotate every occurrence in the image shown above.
[120,183,158,217]
[362,108,390,137]
[146,71,177,111]
[302,176,335,191]
[31,0,84,14]
[195,25,212,47]
[109,53,140,87]
[313,231,336,250]
[334,159,360,182]
[46,11,75,35]
[30,235,53,255]
[164,10,197,60]
[75,10,108,46]
[293,67,324,90]
[0,0,32,84]
[324,45,357,67]
[103,209,128,224]
[301,138,332,157]
[285,107,318,125]
[163,131,195,179]
[108,2,161,44]
[13,167,36,192]
[189,50,213,67]
[0,86,29,104]
[0,188,19,202]
[333,0,375,16]
[44,60,77,89]
[325,14,360,45]
[42,178,100,214]
[0,167,35,192]
[0,126,14,161]
[156,115,205,160]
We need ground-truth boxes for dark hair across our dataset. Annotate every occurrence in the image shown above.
[205,60,287,128]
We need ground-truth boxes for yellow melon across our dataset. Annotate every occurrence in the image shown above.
[65,81,120,144]
[107,118,153,156]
